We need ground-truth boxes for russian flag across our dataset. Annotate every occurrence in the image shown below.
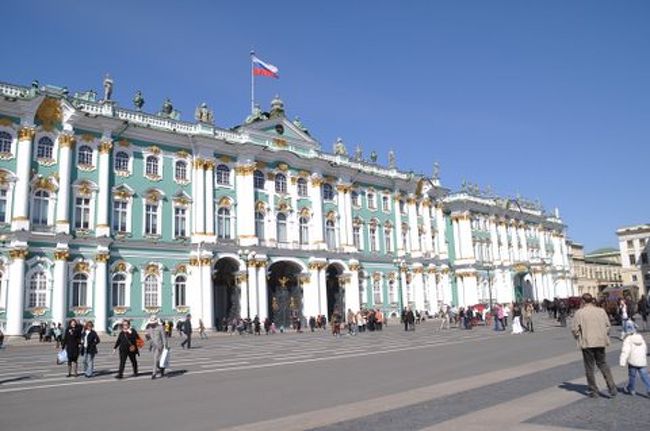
[252,55,279,78]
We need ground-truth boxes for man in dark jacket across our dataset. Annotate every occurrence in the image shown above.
[80,321,100,378]
[180,314,193,349]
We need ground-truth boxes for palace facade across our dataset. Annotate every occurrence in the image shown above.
[0,80,573,336]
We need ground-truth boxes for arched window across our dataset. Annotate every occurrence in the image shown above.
[276,213,288,243]
[217,207,231,239]
[384,227,393,252]
[369,225,377,252]
[406,282,413,302]
[71,273,88,307]
[297,178,308,197]
[389,281,397,303]
[322,183,334,201]
[351,191,360,207]
[0,187,8,224]
[145,155,159,176]
[115,151,130,172]
[255,211,265,240]
[111,273,127,307]
[382,195,390,212]
[216,164,230,185]
[275,173,287,193]
[299,216,309,245]
[0,131,12,153]
[174,275,187,307]
[78,145,93,166]
[36,136,54,159]
[28,271,47,308]
[143,274,159,307]
[367,192,376,209]
[175,160,187,181]
[32,190,50,226]
[352,225,361,249]
[253,170,265,189]
[325,219,336,249]
[373,280,382,304]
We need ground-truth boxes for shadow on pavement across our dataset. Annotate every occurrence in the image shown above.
[165,370,187,378]
[0,375,32,385]
[558,381,589,396]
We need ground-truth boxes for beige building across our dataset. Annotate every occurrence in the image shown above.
[617,224,650,296]
[569,242,622,297]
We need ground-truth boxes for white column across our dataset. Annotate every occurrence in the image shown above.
[459,216,473,260]
[413,267,425,312]
[407,196,419,255]
[204,160,215,240]
[256,260,268,320]
[336,184,349,247]
[310,176,325,249]
[55,134,74,234]
[247,262,258,318]
[6,248,27,336]
[11,127,35,231]
[305,263,320,318]
[52,249,68,325]
[452,217,462,259]
[346,265,361,312]
[188,258,202,323]
[201,259,213,328]
[435,206,447,259]
[95,139,112,237]
[318,265,327,316]
[440,270,451,305]
[422,204,433,256]
[400,270,408,307]
[94,250,109,333]
[192,159,206,238]
[238,271,249,319]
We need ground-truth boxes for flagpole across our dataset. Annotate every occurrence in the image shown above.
[250,50,255,114]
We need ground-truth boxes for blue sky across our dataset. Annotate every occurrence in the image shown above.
[4,1,649,251]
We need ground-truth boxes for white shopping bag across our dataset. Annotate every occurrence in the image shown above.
[159,347,170,369]
[57,349,68,365]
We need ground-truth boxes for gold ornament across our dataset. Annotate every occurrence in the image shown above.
[35,98,62,131]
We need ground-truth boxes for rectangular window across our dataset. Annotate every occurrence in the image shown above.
[382,196,390,212]
[74,197,91,229]
[385,230,392,252]
[353,226,361,249]
[627,239,634,249]
[0,189,7,223]
[112,200,128,232]
[370,228,377,252]
[630,254,637,265]
[145,204,158,235]
[640,238,646,247]
[174,207,187,238]
[642,252,648,265]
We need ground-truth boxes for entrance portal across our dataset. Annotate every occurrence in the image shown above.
[213,258,240,327]
[326,264,345,320]
[267,261,303,329]
[514,272,534,302]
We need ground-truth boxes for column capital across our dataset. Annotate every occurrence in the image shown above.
[95,252,110,263]
[54,249,70,261]
[203,159,216,170]
[9,248,29,260]
[234,163,256,176]
[98,140,113,154]
[59,134,76,149]
[193,158,205,170]
[18,127,36,141]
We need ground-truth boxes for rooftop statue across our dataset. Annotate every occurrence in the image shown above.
[388,150,396,169]
[195,102,214,124]
[269,95,285,118]
[369,150,378,164]
[245,104,268,124]
[432,161,440,180]
[133,90,145,111]
[334,138,347,156]
[354,145,363,161]
[161,98,173,117]
[75,89,97,102]
[103,73,113,101]
[292,116,309,135]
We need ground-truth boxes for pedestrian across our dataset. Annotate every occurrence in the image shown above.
[308,316,316,333]
[146,316,168,380]
[619,320,650,396]
[113,320,139,379]
[511,304,524,334]
[180,314,192,349]
[571,293,617,398]
[406,308,415,331]
[0,327,4,349]
[54,323,62,348]
[558,300,568,327]
[523,302,534,333]
[618,298,629,338]
[253,316,261,335]
[346,309,356,335]
[61,319,82,377]
[198,318,207,339]
[638,295,648,332]
[264,317,272,335]
[80,321,100,378]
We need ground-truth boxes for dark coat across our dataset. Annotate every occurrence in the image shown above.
[182,319,193,335]
[80,330,100,356]
[113,329,139,355]
[62,325,82,361]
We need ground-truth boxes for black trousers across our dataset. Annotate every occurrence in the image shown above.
[181,333,192,349]
[118,351,138,377]
[581,347,616,395]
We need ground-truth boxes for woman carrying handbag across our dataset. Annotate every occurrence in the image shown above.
[61,319,82,377]
[113,320,139,379]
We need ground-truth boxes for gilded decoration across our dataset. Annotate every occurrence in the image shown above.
[18,127,35,141]
[255,201,266,213]
[147,145,161,155]
[58,134,76,149]
[218,196,232,208]
[299,207,310,218]
[175,264,187,274]
[203,160,215,170]
[234,164,256,176]
[145,263,160,276]
[413,267,424,274]
[0,170,11,186]
[33,176,57,192]
[113,188,132,200]
[298,274,311,285]
[373,272,382,282]
[298,170,310,178]
[72,306,91,316]
[193,158,205,169]
[9,248,28,260]
[406,197,417,205]
[219,155,232,163]
[256,161,266,169]
[388,272,396,281]
[145,190,162,203]
[173,196,190,206]
[235,273,248,284]
[53,249,69,261]
[266,172,276,180]
[77,181,93,197]
[277,162,289,172]
[118,138,130,147]
[144,307,161,315]
[176,150,189,159]
[325,211,337,221]
[113,306,129,315]
[35,98,62,131]
[348,263,360,271]
[31,306,48,316]
[199,257,212,266]
[80,134,95,142]
[189,257,200,267]
[336,184,351,193]
[95,253,110,263]
[273,138,287,148]
[98,140,113,154]
[74,261,90,273]
[113,262,127,273]
[0,117,14,127]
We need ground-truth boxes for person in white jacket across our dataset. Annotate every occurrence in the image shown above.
[619,320,650,396]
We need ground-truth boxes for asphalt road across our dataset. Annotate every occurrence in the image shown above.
[0,317,644,431]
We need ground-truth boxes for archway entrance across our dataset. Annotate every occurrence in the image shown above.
[213,258,240,328]
[326,264,345,320]
[514,272,534,302]
[267,261,303,329]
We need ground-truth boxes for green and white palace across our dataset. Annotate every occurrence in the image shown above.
[0,79,573,336]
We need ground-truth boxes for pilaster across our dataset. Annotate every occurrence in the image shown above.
[204,160,216,241]
[12,127,35,231]
[310,175,325,249]
[6,247,28,336]
[55,134,74,234]
[52,247,69,325]
[95,138,112,237]
[191,158,206,240]
[94,249,110,332]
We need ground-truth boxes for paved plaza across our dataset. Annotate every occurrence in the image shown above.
[0,317,649,431]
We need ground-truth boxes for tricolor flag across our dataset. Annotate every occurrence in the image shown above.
[252,55,279,79]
